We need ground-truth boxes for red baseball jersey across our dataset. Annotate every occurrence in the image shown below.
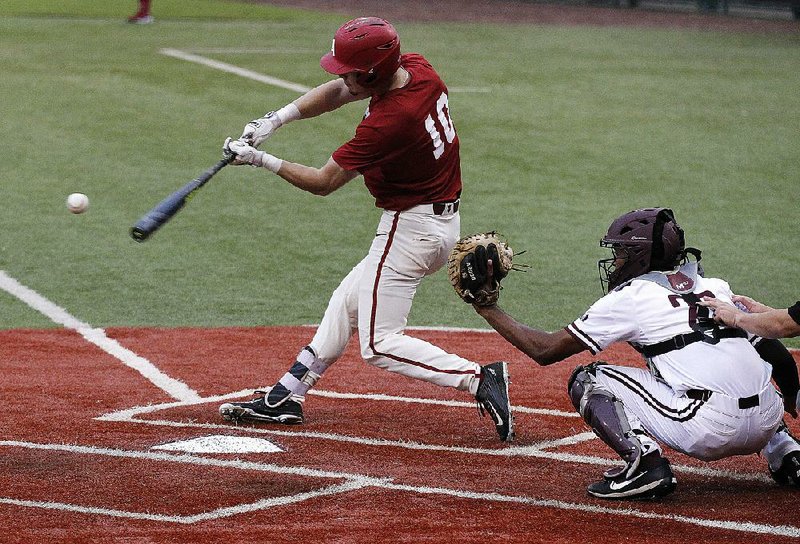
[332,53,462,211]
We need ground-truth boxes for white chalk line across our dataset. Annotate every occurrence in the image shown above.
[119,416,774,484]
[2,440,797,537]
[96,387,577,423]
[161,48,311,93]
[0,271,200,402]
[0,440,380,524]
[384,483,800,538]
[160,48,491,94]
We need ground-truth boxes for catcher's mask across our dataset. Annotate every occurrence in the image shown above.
[319,17,401,89]
[598,207,698,293]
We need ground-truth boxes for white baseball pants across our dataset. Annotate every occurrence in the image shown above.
[308,207,481,395]
[592,364,784,462]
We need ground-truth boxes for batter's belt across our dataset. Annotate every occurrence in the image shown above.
[406,199,460,216]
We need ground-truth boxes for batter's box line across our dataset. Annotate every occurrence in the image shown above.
[0,481,366,525]
[96,386,579,422]
[0,439,385,524]
[96,391,773,484]
[1,441,797,538]
[110,414,773,485]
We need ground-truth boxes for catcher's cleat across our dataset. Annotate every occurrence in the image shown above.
[770,451,800,487]
[587,455,676,500]
[219,390,303,424]
[476,361,514,442]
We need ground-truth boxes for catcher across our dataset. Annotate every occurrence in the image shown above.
[452,208,800,501]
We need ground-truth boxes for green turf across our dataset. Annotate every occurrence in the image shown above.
[0,3,798,347]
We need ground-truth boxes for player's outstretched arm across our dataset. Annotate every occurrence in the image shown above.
[223,139,358,196]
[240,79,368,147]
[294,78,370,118]
[474,304,585,367]
[700,296,800,339]
[275,156,358,196]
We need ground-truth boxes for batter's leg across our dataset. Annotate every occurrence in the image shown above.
[266,259,366,405]
[220,258,364,424]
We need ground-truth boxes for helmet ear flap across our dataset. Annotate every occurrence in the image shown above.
[651,208,684,270]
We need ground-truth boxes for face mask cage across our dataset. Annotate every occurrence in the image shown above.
[598,244,622,294]
[597,242,648,294]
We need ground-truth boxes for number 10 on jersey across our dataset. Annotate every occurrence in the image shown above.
[425,92,456,159]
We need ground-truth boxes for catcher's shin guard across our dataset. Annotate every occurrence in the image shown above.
[568,363,648,478]
[268,346,329,407]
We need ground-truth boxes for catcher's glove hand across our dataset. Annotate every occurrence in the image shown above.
[447,231,514,307]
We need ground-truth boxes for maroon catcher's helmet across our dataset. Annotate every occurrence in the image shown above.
[598,207,687,293]
[320,17,401,88]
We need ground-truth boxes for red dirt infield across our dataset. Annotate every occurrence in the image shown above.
[1,326,799,543]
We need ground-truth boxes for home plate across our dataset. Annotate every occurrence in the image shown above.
[153,435,284,454]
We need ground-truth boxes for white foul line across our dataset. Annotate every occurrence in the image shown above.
[2,440,798,537]
[160,48,312,93]
[160,48,492,94]
[0,270,201,402]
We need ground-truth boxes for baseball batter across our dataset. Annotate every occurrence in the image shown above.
[219,17,513,442]
[470,207,800,499]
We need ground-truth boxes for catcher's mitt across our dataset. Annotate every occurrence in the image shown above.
[447,231,514,307]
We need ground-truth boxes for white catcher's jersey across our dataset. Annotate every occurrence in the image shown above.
[567,273,772,399]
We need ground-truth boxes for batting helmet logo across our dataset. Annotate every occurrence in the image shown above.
[320,17,401,87]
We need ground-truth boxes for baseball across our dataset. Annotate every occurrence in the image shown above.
[66,193,89,214]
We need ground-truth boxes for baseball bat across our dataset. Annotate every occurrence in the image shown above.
[130,155,234,242]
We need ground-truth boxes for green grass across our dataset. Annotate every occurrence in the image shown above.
[1,3,798,347]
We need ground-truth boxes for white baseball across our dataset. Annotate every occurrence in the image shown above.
[67,193,89,214]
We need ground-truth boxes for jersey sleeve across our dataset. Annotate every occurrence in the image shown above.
[566,289,640,354]
[332,111,407,173]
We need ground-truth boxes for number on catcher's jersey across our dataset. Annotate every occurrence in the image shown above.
[425,92,456,159]
[668,291,715,330]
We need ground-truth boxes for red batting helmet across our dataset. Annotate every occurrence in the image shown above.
[320,17,401,87]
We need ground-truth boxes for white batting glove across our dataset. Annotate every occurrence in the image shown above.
[223,138,282,173]
[240,111,281,147]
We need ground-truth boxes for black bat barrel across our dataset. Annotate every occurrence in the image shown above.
[130,156,233,242]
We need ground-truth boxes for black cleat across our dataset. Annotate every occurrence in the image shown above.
[476,361,514,442]
[588,455,677,500]
[219,390,303,424]
[770,451,800,487]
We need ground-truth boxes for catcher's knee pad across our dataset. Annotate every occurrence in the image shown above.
[567,361,609,416]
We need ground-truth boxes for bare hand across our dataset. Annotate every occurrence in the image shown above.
[731,294,772,314]
[699,296,743,328]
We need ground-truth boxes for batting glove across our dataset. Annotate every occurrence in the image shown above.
[240,111,281,147]
[223,138,282,173]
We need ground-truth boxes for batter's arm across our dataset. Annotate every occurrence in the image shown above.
[474,304,586,366]
[294,79,370,119]
[276,156,359,196]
